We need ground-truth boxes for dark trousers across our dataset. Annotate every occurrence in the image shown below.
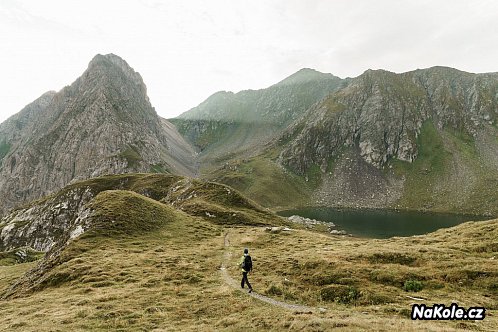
[241,271,252,289]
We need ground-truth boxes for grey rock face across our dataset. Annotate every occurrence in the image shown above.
[0,185,95,252]
[272,67,498,213]
[279,67,498,174]
[0,54,197,215]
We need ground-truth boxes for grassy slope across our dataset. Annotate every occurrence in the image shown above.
[391,121,451,210]
[207,154,312,210]
[392,121,498,215]
[225,219,497,331]
[0,250,44,266]
[0,187,496,330]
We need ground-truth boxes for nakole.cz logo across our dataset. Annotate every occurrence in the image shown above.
[412,303,485,320]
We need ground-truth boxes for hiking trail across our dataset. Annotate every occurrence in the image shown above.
[220,230,322,313]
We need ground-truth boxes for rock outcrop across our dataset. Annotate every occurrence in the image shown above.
[0,173,275,252]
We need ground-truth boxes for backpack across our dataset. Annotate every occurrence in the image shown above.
[242,255,252,271]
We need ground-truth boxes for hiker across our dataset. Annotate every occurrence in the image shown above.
[240,248,253,293]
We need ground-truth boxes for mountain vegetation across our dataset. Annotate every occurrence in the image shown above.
[172,68,344,170]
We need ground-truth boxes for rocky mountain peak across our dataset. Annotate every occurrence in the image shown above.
[0,54,197,216]
[173,67,345,162]
[356,69,398,84]
[88,54,143,81]
[83,53,148,99]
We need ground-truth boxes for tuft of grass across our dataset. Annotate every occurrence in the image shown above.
[36,272,78,289]
[307,272,353,286]
[320,285,360,304]
[402,280,423,292]
[266,285,283,296]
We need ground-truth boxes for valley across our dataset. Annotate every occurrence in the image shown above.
[0,54,497,331]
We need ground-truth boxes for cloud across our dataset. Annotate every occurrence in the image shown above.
[0,0,497,123]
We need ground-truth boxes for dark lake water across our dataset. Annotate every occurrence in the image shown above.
[278,207,490,238]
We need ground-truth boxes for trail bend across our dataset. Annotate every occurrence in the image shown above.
[220,230,322,314]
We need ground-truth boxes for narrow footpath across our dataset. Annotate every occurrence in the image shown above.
[220,230,322,314]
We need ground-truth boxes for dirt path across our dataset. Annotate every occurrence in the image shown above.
[220,230,322,313]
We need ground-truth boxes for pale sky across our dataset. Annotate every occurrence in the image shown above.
[1,0,497,123]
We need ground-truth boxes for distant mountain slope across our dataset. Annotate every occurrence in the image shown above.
[0,54,197,215]
[275,67,498,215]
[280,67,498,171]
[172,68,345,169]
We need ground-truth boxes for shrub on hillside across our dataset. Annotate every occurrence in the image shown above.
[403,279,423,292]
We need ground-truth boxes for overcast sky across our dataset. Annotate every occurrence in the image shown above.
[1,0,497,123]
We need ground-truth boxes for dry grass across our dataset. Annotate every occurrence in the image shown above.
[225,220,498,331]
[0,190,496,331]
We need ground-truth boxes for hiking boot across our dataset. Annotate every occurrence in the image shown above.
[248,288,253,293]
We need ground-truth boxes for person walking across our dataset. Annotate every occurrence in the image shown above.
[240,248,253,293]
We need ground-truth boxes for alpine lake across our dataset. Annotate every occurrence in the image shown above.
[278,207,491,239]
